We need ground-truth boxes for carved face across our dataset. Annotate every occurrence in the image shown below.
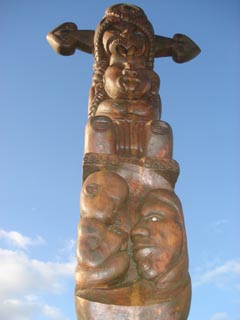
[80,171,129,225]
[102,22,148,58]
[101,22,154,100]
[130,190,183,280]
[78,217,128,267]
[103,62,156,99]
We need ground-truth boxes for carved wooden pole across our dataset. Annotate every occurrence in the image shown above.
[47,4,200,319]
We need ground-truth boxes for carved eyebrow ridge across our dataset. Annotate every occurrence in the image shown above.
[150,191,182,214]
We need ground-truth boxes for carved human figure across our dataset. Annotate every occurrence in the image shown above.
[96,22,161,119]
[75,171,130,289]
[85,4,173,158]
[131,189,189,289]
[47,3,200,159]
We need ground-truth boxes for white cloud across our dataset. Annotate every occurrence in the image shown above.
[0,228,76,320]
[58,239,76,260]
[210,312,229,320]
[193,259,240,288]
[42,304,67,320]
[0,229,45,249]
[0,248,75,298]
[0,295,68,320]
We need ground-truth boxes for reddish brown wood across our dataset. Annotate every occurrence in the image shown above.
[47,3,200,319]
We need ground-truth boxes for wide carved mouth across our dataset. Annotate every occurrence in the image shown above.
[132,242,155,253]
[107,38,146,57]
[118,76,141,92]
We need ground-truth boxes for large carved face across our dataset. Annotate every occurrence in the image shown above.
[101,21,154,100]
[103,62,155,100]
[80,171,129,225]
[130,189,183,280]
[102,22,148,59]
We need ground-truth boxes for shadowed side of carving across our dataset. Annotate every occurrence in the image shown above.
[75,171,130,290]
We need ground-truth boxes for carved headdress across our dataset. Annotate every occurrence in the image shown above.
[94,3,155,69]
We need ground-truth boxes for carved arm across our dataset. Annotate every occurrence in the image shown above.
[47,23,200,63]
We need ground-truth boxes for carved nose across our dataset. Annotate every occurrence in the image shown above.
[122,65,137,77]
[130,225,149,238]
[120,28,129,37]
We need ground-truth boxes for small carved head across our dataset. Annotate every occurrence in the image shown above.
[80,171,129,225]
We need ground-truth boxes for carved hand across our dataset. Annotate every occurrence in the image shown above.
[46,22,94,55]
[154,33,201,63]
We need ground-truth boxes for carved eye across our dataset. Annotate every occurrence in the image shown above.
[107,25,122,34]
[135,31,144,36]
[108,29,119,34]
[85,183,99,197]
[144,212,165,222]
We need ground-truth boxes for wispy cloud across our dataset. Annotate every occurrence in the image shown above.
[0,229,76,320]
[0,295,68,320]
[0,248,75,298]
[0,229,45,249]
[193,259,240,288]
[209,219,228,233]
[57,239,76,261]
[210,312,229,320]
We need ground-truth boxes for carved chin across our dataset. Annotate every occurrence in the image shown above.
[137,258,159,280]
[134,246,175,281]
[134,247,159,280]
[116,77,146,99]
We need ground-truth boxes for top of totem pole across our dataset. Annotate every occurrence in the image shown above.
[46,3,201,186]
[46,3,200,65]
[93,3,155,69]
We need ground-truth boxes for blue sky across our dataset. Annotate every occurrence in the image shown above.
[1,0,239,319]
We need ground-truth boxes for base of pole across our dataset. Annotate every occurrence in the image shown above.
[75,281,191,320]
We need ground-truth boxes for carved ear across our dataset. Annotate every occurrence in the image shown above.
[154,33,201,63]
[172,34,201,63]
[46,22,94,56]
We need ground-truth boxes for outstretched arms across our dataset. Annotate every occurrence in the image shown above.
[47,22,200,63]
